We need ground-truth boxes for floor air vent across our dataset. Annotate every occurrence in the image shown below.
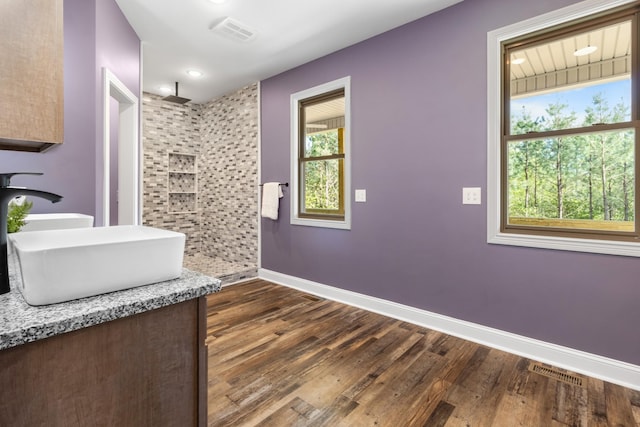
[528,362,584,387]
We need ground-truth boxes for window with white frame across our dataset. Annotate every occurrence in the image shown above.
[291,77,351,229]
[487,0,640,256]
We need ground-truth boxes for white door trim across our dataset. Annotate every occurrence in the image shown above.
[102,67,140,226]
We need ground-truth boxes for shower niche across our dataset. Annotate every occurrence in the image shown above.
[168,152,197,213]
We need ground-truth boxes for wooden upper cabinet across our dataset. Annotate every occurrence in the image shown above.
[0,0,64,152]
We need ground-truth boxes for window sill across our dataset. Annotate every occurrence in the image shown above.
[488,230,640,257]
[291,216,351,230]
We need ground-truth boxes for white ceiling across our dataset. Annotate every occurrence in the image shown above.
[510,21,630,80]
[306,97,345,124]
[509,21,631,97]
[115,0,463,104]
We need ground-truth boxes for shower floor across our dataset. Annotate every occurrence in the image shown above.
[183,253,257,285]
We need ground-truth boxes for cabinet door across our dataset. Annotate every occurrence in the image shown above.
[0,299,204,426]
[0,0,64,152]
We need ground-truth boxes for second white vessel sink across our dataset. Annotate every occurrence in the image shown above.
[9,225,185,306]
[21,213,94,232]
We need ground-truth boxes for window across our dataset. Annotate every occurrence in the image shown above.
[488,0,640,256]
[291,77,351,229]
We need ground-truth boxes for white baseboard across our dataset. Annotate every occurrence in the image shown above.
[259,268,640,391]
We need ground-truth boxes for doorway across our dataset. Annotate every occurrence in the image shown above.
[102,67,140,226]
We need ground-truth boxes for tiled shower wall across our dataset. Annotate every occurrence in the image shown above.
[199,85,259,267]
[142,94,202,254]
[142,84,258,271]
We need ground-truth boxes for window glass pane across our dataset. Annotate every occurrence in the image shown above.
[303,159,342,211]
[507,129,635,231]
[305,130,340,158]
[509,20,632,135]
[301,93,344,158]
[291,77,350,228]
[299,89,345,217]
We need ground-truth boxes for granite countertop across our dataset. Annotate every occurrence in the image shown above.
[0,263,221,351]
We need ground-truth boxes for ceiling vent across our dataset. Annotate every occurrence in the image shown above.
[210,17,256,42]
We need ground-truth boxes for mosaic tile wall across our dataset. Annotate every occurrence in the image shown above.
[198,84,259,268]
[142,94,202,254]
[142,84,258,274]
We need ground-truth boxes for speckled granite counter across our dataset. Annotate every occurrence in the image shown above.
[0,261,221,351]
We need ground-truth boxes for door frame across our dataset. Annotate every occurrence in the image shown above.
[102,67,140,226]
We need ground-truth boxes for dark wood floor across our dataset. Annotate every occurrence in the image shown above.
[205,279,640,426]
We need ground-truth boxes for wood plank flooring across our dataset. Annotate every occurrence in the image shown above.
[206,279,640,426]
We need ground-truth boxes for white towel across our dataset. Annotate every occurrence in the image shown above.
[261,182,284,220]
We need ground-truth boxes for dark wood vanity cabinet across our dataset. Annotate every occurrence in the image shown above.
[0,297,209,426]
[0,0,64,152]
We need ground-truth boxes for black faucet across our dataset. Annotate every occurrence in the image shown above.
[0,173,63,295]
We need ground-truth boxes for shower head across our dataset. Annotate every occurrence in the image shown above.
[163,82,191,104]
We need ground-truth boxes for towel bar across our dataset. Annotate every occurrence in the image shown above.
[259,182,288,187]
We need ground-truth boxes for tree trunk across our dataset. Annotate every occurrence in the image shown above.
[588,152,594,220]
[533,166,538,216]
[556,138,564,219]
[524,145,530,216]
[600,136,609,220]
[623,161,630,221]
[324,161,329,208]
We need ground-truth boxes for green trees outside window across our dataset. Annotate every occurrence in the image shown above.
[297,88,345,220]
[303,129,343,212]
[501,9,640,240]
[507,91,634,231]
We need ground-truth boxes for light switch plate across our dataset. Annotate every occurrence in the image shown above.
[355,189,366,202]
[462,187,481,205]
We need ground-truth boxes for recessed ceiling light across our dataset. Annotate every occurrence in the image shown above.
[186,69,203,78]
[159,86,172,93]
[512,58,526,65]
[574,45,598,57]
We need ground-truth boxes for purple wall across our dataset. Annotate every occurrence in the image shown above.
[95,0,140,226]
[261,0,640,365]
[95,0,140,98]
[0,0,139,223]
[93,0,140,226]
[0,0,96,215]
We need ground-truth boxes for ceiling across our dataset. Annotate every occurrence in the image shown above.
[306,97,344,124]
[509,20,631,97]
[115,0,462,104]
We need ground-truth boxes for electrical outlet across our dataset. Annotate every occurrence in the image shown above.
[462,187,481,205]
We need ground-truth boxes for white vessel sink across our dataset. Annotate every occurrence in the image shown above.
[22,213,94,232]
[9,225,185,306]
